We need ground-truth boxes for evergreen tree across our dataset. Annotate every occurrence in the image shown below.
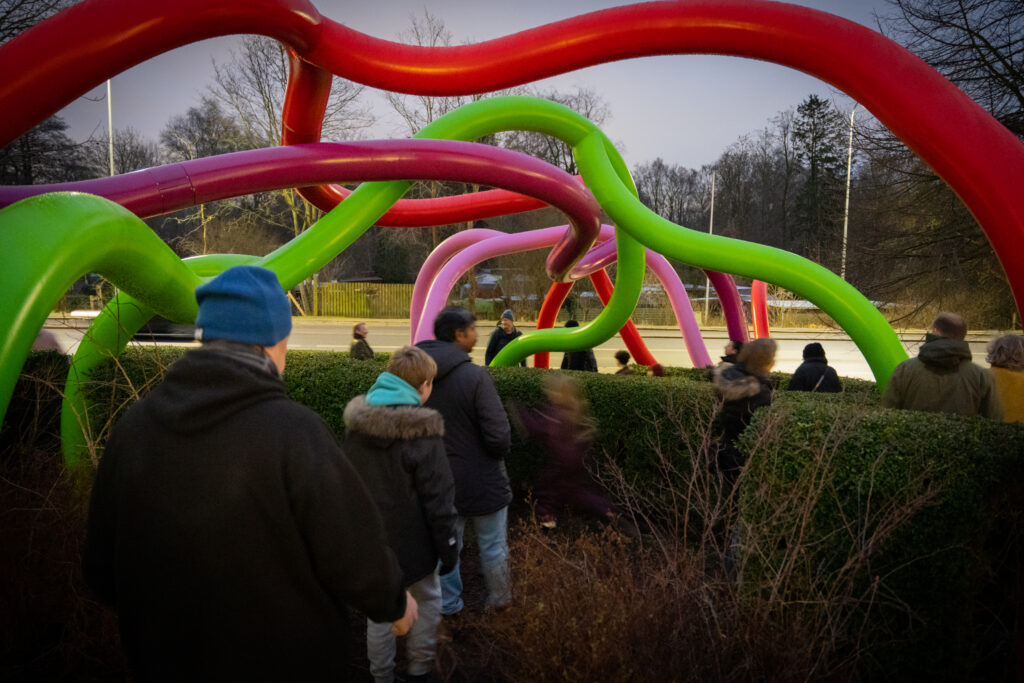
[0,115,92,185]
[792,95,845,263]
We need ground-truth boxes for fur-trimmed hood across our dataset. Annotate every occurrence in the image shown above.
[714,363,767,401]
[344,395,444,441]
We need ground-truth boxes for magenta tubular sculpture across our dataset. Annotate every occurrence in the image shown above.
[569,236,749,344]
[0,142,599,265]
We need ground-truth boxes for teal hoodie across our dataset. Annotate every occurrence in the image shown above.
[366,372,421,406]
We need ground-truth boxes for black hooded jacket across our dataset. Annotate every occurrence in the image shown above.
[561,349,598,372]
[416,339,512,516]
[343,396,459,585]
[83,346,406,682]
[787,355,842,393]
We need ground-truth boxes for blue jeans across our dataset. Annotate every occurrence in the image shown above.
[440,506,510,615]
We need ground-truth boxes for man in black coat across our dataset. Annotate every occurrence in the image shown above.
[417,306,513,616]
[787,342,842,393]
[560,319,598,372]
[83,265,415,682]
[484,308,525,366]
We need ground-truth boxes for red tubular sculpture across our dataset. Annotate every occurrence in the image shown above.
[589,269,659,367]
[2,0,1022,318]
[532,273,658,370]
[533,282,575,369]
[751,280,770,339]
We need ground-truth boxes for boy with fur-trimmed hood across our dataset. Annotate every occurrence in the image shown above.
[344,346,458,683]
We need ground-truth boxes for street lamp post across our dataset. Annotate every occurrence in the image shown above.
[703,169,716,325]
[106,79,114,176]
[841,105,857,280]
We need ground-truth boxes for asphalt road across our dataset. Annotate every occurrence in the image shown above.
[42,316,1005,381]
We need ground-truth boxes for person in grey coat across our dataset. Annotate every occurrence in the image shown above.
[417,306,513,616]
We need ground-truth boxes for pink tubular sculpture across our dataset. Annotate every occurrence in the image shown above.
[568,236,749,344]
[413,225,714,368]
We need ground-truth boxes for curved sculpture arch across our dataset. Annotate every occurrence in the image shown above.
[0,0,1021,467]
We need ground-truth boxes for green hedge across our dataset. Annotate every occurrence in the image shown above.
[663,365,880,401]
[737,401,1024,680]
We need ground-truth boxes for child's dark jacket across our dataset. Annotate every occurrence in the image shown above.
[344,396,459,586]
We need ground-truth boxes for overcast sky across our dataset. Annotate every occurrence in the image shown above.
[57,0,891,171]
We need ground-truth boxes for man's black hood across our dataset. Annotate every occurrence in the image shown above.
[918,333,972,372]
[143,346,286,435]
[416,339,472,382]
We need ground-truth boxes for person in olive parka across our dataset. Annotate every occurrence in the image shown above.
[881,312,1001,419]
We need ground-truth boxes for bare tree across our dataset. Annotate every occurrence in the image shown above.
[0,0,74,44]
[192,37,378,309]
[210,35,373,147]
[86,126,160,176]
[384,11,490,137]
[880,0,1024,138]
[157,99,249,255]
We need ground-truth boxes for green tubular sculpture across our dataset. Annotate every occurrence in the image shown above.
[0,96,906,473]
[61,253,257,470]
[0,193,200,436]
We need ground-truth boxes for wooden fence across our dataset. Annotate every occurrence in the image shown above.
[312,282,414,318]
[304,281,717,326]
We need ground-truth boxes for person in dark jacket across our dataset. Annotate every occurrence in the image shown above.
[705,339,745,381]
[722,339,743,365]
[787,342,842,393]
[351,322,374,360]
[417,306,513,615]
[713,338,777,486]
[82,265,414,682]
[512,373,617,528]
[560,319,598,372]
[484,308,525,366]
[345,346,458,683]
[614,350,634,375]
[881,312,1001,419]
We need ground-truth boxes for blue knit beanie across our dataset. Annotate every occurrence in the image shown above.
[194,266,292,346]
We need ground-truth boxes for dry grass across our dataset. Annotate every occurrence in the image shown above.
[429,401,953,683]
